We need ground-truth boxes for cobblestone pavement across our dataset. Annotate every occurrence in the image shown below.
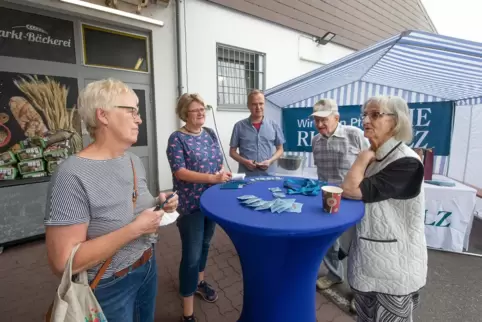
[0,224,354,322]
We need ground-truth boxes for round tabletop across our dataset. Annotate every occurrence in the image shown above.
[200,176,365,237]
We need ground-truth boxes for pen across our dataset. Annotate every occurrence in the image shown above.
[154,191,177,211]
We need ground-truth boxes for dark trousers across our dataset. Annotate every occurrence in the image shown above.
[177,210,216,297]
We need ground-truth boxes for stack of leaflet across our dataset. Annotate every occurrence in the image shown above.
[237,195,303,213]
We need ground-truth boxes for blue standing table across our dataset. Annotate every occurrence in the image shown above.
[200,176,364,322]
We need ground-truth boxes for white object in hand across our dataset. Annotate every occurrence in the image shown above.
[159,210,180,226]
[231,173,246,180]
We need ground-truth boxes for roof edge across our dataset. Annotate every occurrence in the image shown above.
[416,0,438,34]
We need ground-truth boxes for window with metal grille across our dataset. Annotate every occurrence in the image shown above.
[216,44,266,109]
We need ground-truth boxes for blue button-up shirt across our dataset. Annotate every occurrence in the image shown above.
[229,117,285,176]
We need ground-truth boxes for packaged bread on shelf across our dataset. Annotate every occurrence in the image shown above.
[22,171,48,179]
[16,146,43,161]
[18,159,46,175]
[0,151,17,167]
[0,166,18,180]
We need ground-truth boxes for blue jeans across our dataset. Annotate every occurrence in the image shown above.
[177,210,216,297]
[93,249,157,322]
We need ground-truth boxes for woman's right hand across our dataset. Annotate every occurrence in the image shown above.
[211,171,232,183]
[132,208,164,235]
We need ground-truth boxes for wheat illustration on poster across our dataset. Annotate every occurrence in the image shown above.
[0,71,82,180]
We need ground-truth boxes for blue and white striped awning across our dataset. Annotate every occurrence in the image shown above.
[265,30,482,108]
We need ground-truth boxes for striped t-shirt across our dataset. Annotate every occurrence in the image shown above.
[44,152,156,280]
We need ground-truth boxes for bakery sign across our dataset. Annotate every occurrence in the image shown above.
[0,7,76,64]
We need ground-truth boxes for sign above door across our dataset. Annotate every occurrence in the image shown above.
[0,6,76,64]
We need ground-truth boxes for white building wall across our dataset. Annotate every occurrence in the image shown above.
[10,0,179,190]
[179,0,355,173]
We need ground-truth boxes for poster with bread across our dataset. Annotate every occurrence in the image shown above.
[0,72,82,180]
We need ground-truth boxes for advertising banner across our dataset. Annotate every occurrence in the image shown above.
[282,101,454,155]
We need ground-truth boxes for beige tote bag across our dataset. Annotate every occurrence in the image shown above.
[46,157,138,321]
[48,244,108,322]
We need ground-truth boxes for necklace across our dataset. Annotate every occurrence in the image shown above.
[183,126,202,134]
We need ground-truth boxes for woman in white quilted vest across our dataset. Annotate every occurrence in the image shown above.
[341,95,428,322]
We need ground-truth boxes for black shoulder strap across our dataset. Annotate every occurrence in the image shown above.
[203,127,217,143]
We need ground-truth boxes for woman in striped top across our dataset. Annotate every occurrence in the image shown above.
[44,78,178,322]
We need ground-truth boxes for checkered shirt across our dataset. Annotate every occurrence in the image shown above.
[312,123,369,184]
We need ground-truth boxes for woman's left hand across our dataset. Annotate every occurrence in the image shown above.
[358,149,376,164]
[159,191,178,213]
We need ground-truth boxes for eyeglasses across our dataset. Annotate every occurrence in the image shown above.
[188,108,206,114]
[360,111,394,121]
[116,106,141,119]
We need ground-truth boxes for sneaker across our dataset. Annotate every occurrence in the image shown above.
[180,315,197,322]
[316,276,342,290]
[350,298,356,313]
[196,280,218,303]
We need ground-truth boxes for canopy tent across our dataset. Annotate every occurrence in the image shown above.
[264,30,482,183]
[265,30,482,108]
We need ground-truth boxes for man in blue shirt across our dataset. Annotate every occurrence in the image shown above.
[229,90,285,176]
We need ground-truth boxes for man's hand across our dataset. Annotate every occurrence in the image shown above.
[159,192,178,213]
[256,160,271,170]
[243,159,257,171]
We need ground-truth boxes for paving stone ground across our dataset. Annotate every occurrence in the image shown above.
[0,224,354,322]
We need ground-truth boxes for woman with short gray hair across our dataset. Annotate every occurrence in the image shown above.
[342,95,427,322]
[45,78,178,322]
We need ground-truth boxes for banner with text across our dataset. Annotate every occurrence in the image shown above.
[282,101,454,155]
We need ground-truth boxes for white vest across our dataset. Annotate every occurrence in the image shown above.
[347,138,428,295]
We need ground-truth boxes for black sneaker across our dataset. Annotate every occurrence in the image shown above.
[196,280,218,303]
[180,315,197,322]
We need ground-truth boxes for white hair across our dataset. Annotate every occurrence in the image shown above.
[77,78,135,138]
[362,95,413,143]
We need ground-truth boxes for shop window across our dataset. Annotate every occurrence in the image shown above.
[216,43,266,110]
[82,24,149,72]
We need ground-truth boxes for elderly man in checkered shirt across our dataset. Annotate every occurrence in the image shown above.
[311,98,369,311]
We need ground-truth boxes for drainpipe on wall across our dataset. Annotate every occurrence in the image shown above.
[176,0,185,128]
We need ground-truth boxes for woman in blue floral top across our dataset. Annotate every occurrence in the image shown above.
[166,93,232,322]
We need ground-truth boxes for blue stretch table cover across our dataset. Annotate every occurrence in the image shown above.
[200,176,364,322]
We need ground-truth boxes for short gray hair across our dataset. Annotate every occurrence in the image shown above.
[247,89,264,106]
[77,78,135,138]
[362,95,413,143]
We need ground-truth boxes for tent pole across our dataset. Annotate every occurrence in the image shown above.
[428,246,482,258]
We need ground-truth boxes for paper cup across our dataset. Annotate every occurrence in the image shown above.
[321,186,343,214]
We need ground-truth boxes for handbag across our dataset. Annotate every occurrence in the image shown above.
[45,157,138,321]
[46,244,109,322]
[413,147,434,180]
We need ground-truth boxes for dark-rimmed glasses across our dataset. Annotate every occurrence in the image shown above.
[115,105,141,119]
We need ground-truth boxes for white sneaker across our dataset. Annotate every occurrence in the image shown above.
[350,298,356,313]
[316,276,342,290]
